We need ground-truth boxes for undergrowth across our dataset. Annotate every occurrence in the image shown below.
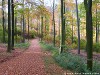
[15,42,30,49]
[40,41,100,74]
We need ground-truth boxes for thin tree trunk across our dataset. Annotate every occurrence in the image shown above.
[7,0,11,52]
[28,8,29,41]
[59,14,61,48]
[44,16,46,40]
[39,17,41,40]
[96,3,98,43]
[53,0,56,46]
[22,15,25,42]
[21,16,23,42]
[97,24,99,42]
[2,0,6,43]
[37,18,39,36]
[72,13,74,44]
[75,0,80,54]
[41,16,43,41]
[15,17,17,43]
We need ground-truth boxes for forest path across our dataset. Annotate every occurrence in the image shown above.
[0,39,47,75]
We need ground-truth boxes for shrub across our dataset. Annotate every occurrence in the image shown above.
[55,52,90,73]
[71,43,78,49]
[73,36,78,44]
[66,38,72,45]
[0,27,8,43]
[80,39,86,49]
[55,52,100,73]
[29,30,36,38]
[70,38,86,50]
[43,35,53,43]
[92,61,100,73]
[15,27,22,36]
[40,42,59,56]
[14,35,22,43]
[93,43,100,53]
[15,42,30,49]
[40,42,100,73]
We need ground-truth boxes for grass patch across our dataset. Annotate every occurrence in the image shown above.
[42,56,59,75]
[40,41,59,56]
[41,42,65,75]
[40,41,100,74]
[15,42,30,49]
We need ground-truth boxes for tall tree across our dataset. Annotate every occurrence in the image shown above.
[95,3,99,43]
[84,0,93,71]
[11,0,15,50]
[61,0,66,53]
[41,16,43,41]
[28,7,30,41]
[15,17,17,43]
[22,0,25,43]
[71,12,74,44]
[7,0,11,52]
[59,14,61,48]
[2,0,6,43]
[75,0,80,54]
[53,0,56,46]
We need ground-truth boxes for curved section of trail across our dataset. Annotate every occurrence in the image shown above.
[0,39,47,75]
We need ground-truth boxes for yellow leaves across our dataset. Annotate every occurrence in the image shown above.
[36,5,51,17]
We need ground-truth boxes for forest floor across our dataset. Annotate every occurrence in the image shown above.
[0,39,100,75]
[70,50,100,61]
[0,39,70,75]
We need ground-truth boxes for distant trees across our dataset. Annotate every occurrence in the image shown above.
[1,0,50,52]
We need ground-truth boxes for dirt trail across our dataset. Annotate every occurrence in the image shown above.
[0,39,47,75]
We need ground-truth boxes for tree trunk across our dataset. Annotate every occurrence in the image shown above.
[2,0,6,43]
[97,24,99,42]
[96,3,98,43]
[11,0,15,50]
[15,17,17,43]
[61,0,65,53]
[37,18,39,36]
[28,8,29,41]
[59,14,61,48]
[22,15,25,43]
[39,17,41,40]
[44,16,46,40]
[41,16,43,41]
[53,0,56,46]
[75,0,80,54]
[22,0,25,43]
[72,13,74,44]
[84,0,93,71]
[7,0,11,52]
